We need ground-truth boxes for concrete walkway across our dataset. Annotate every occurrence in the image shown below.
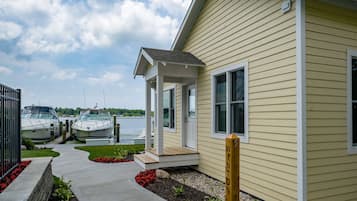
[50,144,165,201]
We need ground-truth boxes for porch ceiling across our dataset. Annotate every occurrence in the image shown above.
[133,47,205,78]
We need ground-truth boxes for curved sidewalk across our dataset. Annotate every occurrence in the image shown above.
[51,144,165,201]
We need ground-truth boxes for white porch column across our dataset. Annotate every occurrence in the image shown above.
[156,75,164,155]
[145,80,151,150]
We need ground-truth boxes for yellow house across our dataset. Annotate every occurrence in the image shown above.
[133,0,357,200]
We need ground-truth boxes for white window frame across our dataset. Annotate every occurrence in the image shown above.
[347,49,357,154]
[211,62,249,143]
[163,85,176,133]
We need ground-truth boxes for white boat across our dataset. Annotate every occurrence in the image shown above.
[21,106,60,142]
[72,109,113,142]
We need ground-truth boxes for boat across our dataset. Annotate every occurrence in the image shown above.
[21,106,60,142]
[72,108,113,142]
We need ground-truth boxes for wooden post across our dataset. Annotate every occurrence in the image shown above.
[69,120,73,137]
[225,134,240,201]
[116,123,120,143]
[61,121,66,142]
[113,115,117,137]
[50,123,54,140]
[65,119,69,133]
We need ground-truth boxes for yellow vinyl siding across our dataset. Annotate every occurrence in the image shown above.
[306,1,357,200]
[163,84,181,147]
[181,1,297,200]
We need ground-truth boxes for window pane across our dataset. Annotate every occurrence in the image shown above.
[215,104,226,132]
[170,89,175,108]
[215,74,226,103]
[163,90,170,108]
[188,88,196,117]
[170,108,175,128]
[352,58,357,100]
[231,103,244,134]
[352,103,357,145]
[163,108,169,127]
[231,70,244,101]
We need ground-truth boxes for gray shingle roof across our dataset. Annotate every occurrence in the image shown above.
[142,47,205,66]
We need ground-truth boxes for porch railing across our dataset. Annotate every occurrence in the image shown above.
[0,83,21,180]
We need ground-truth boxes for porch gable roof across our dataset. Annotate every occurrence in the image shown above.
[133,47,205,77]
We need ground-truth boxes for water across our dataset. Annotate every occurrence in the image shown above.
[117,117,145,144]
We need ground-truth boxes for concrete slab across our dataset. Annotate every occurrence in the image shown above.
[51,144,165,201]
[0,157,53,201]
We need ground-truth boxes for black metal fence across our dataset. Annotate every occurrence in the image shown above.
[0,84,21,180]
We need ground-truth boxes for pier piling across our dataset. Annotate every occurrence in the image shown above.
[116,123,120,143]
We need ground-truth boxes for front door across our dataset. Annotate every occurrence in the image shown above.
[185,85,197,149]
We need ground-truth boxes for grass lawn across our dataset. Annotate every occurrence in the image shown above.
[75,144,145,160]
[22,148,60,158]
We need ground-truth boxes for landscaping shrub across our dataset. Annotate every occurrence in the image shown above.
[93,157,132,163]
[52,176,73,201]
[22,137,35,150]
[135,169,156,187]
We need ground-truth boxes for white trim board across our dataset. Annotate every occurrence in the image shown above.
[296,1,307,201]
[347,49,357,154]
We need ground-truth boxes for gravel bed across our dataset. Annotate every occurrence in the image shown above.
[167,168,260,201]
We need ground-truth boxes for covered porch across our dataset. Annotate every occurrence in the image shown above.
[133,48,205,169]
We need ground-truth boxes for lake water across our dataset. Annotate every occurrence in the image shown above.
[117,117,145,144]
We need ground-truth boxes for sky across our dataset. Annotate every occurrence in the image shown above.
[0,0,191,109]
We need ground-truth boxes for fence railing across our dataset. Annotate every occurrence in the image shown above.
[0,84,21,180]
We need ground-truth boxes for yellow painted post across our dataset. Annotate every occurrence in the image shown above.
[225,134,240,201]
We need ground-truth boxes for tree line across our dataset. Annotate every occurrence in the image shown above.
[55,107,145,117]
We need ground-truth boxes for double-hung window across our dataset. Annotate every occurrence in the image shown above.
[212,62,248,142]
[163,88,175,129]
[348,49,357,154]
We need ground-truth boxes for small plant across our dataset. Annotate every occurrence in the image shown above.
[173,185,184,197]
[52,176,73,201]
[22,137,35,150]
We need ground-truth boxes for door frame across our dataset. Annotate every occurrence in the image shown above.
[181,83,198,150]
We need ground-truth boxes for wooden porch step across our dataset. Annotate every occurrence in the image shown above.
[134,153,158,164]
[148,147,198,156]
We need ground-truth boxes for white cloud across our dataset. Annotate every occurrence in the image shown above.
[52,70,77,80]
[150,0,191,17]
[0,66,13,74]
[0,21,23,40]
[0,0,189,55]
[0,51,78,80]
[88,72,123,85]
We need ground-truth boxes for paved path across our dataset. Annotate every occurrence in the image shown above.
[50,144,165,201]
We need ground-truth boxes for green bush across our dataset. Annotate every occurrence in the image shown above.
[52,176,73,201]
[22,137,35,150]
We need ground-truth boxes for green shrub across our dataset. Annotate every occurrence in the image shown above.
[173,185,184,197]
[22,137,35,150]
[52,176,73,201]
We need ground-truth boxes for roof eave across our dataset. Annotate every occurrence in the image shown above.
[171,0,206,51]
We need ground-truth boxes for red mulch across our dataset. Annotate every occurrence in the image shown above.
[0,160,31,193]
[93,157,132,163]
[135,169,156,187]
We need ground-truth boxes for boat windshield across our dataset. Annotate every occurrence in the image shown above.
[22,106,58,119]
[79,110,111,121]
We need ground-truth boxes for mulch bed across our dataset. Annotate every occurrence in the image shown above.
[145,178,214,201]
[92,153,134,163]
[0,160,31,193]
